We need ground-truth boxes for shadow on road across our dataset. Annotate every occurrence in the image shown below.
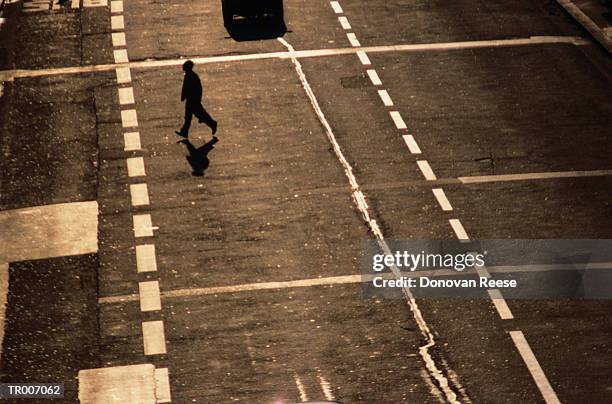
[179,137,219,177]
[222,0,287,41]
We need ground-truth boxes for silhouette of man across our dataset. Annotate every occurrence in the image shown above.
[175,60,218,138]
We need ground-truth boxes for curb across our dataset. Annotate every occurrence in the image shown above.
[556,0,612,54]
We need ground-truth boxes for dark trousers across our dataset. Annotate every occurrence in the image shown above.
[181,100,216,135]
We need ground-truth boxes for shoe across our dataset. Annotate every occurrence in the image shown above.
[211,121,218,135]
[175,130,188,138]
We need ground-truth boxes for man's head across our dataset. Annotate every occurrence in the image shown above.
[182,60,195,73]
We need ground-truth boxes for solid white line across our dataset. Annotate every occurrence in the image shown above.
[136,244,158,273]
[347,33,361,47]
[112,32,126,47]
[130,183,150,206]
[356,50,371,65]
[110,0,123,13]
[488,289,514,320]
[142,321,167,355]
[378,89,394,106]
[318,375,335,401]
[126,157,145,177]
[417,160,437,180]
[113,49,129,64]
[124,131,141,151]
[0,263,7,361]
[330,1,342,14]
[111,15,124,30]
[133,214,154,237]
[139,281,162,312]
[366,69,382,86]
[389,111,407,129]
[154,368,172,403]
[458,169,612,184]
[115,67,132,84]
[294,374,308,402]
[121,109,138,127]
[432,188,453,211]
[338,16,351,30]
[118,87,135,105]
[449,219,470,240]
[510,331,561,404]
[402,134,422,154]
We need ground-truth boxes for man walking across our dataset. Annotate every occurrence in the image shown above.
[175,60,218,138]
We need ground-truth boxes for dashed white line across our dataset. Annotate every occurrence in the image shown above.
[389,111,407,129]
[113,49,129,64]
[488,289,514,320]
[154,368,172,403]
[126,156,145,177]
[294,374,309,402]
[136,244,158,273]
[110,0,122,13]
[142,320,167,355]
[123,131,141,151]
[338,16,351,30]
[416,160,437,181]
[378,89,394,106]
[71,0,80,9]
[510,331,561,404]
[432,188,453,211]
[356,50,371,65]
[133,214,154,237]
[121,109,139,127]
[330,1,342,14]
[139,281,162,312]
[346,32,361,47]
[449,219,469,240]
[112,32,126,47]
[118,86,135,105]
[318,374,335,401]
[130,183,150,206]
[115,66,132,84]
[366,69,382,86]
[110,15,124,30]
[402,134,422,154]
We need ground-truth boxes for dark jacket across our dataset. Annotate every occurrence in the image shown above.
[181,71,203,102]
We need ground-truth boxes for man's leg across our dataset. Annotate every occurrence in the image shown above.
[195,103,218,134]
[178,102,193,136]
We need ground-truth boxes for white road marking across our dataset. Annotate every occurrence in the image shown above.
[366,69,382,85]
[113,49,129,64]
[449,219,470,240]
[330,0,342,14]
[112,32,126,47]
[124,131,141,151]
[318,374,335,401]
[510,331,561,404]
[154,368,172,403]
[142,321,167,355]
[389,111,407,129]
[139,281,162,312]
[458,169,612,184]
[488,289,514,320]
[0,201,98,263]
[71,0,80,9]
[116,67,132,84]
[294,374,308,402]
[0,263,8,361]
[130,183,150,206]
[402,134,422,154]
[126,157,145,177]
[378,89,394,106]
[136,244,158,273]
[356,50,371,65]
[78,364,156,403]
[338,16,351,30]
[277,36,464,404]
[133,214,154,237]
[110,0,122,13]
[347,32,361,47]
[110,15,124,30]
[432,188,453,211]
[417,160,437,180]
[83,0,106,6]
[121,109,138,127]
[118,86,135,105]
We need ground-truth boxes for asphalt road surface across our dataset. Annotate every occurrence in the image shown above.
[0,0,611,403]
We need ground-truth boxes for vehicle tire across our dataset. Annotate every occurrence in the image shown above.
[221,0,233,26]
[273,0,283,22]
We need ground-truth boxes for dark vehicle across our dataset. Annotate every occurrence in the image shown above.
[221,0,284,25]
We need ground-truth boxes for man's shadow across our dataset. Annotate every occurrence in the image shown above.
[178,137,219,176]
